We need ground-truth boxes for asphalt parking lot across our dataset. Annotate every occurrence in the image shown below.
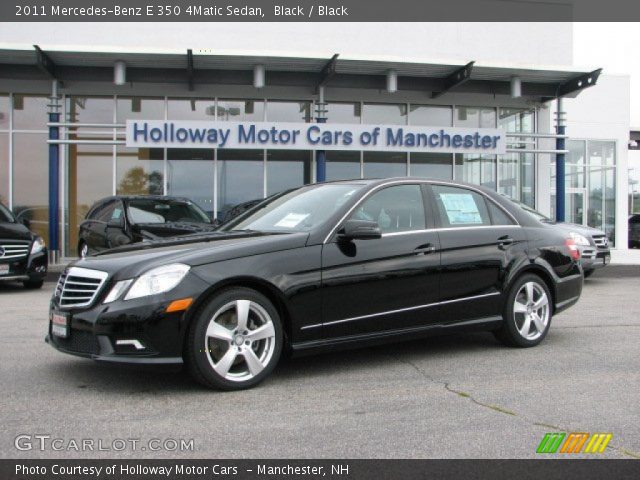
[1,268,639,459]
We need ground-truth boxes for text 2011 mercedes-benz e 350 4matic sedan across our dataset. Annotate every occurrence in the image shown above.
[47,178,583,390]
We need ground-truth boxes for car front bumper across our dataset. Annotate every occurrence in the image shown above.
[579,245,611,271]
[46,272,209,365]
[0,249,48,283]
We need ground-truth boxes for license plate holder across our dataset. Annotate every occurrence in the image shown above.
[51,311,69,338]
[0,264,9,275]
[604,254,611,266]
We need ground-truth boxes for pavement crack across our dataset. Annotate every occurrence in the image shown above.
[390,353,640,458]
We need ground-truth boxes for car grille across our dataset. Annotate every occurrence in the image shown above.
[592,235,609,249]
[56,267,108,309]
[53,330,100,355]
[0,240,30,260]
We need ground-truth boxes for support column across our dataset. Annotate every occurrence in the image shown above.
[48,81,61,262]
[555,98,566,222]
[315,86,327,182]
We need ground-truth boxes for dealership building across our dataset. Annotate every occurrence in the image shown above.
[0,23,630,259]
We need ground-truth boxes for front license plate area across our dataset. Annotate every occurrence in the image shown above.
[604,254,611,266]
[51,312,69,338]
[0,264,9,275]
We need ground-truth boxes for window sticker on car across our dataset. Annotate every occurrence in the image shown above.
[112,209,122,219]
[274,213,310,228]
[440,193,483,225]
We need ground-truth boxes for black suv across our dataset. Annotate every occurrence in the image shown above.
[77,196,217,257]
[0,201,48,289]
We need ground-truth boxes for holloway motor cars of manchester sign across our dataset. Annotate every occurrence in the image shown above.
[126,120,506,154]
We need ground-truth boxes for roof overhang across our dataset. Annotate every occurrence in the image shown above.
[0,46,602,102]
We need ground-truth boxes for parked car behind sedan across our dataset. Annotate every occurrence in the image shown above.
[629,214,640,248]
[77,196,217,257]
[48,178,583,390]
[509,199,610,278]
[0,201,47,289]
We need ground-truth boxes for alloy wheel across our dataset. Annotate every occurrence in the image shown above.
[513,281,550,341]
[204,299,276,382]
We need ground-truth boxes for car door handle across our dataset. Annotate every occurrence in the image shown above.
[498,235,514,247]
[414,244,437,255]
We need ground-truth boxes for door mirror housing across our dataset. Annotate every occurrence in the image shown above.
[338,220,382,241]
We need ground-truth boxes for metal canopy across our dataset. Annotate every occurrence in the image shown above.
[0,47,601,101]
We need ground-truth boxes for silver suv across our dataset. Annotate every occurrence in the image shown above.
[510,199,611,278]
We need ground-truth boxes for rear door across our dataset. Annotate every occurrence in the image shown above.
[320,183,441,338]
[429,183,526,324]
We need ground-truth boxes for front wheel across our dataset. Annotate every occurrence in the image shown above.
[494,274,552,348]
[186,287,283,390]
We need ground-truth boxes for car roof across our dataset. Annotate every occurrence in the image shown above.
[97,195,194,203]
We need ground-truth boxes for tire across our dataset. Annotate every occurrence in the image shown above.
[78,240,89,258]
[185,287,283,390]
[494,273,552,348]
[583,269,594,279]
[23,278,44,289]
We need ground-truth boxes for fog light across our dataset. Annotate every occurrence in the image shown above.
[115,339,145,350]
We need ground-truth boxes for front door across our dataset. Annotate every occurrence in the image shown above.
[320,183,441,339]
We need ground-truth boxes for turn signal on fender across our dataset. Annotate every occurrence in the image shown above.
[166,298,193,313]
[565,238,581,261]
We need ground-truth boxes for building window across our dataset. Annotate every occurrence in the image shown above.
[409,105,452,126]
[363,152,407,178]
[65,144,114,255]
[0,94,10,130]
[326,151,361,181]
[217,149,264,219]
[12,95,49,130]
[266,150,312,196]
[168,98,216,120]
[410,153,452,179]
[167,148,215,218]
[67,96,114,124]
[363,103,407,125]
[116,146,164,195]
[12,133,49,243]
[325,102,361,124]
[455,106,496,128]
[550,139,616,245]
[266,101,312,122]
[217,99,264,122]
[116,97,164,123]
[0,133,8,206]
[498,108,535,206]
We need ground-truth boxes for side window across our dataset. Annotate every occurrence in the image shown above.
[95,201,117,223]
[487,201,515,226]
[432,185,491,228]
[350,184,426,234]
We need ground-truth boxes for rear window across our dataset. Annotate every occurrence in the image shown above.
[127,199,210,224]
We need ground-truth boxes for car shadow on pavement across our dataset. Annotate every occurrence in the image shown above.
[39,331,502,393]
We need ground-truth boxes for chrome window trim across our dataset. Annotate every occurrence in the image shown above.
[301,291,501,330]
[322,179,521,244]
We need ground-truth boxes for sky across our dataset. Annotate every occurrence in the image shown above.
[574,23,639,127]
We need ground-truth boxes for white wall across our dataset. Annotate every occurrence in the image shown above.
[561,74,631,249]
[0,22,573,66]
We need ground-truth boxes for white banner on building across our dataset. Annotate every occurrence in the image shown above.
[126,120,506,154]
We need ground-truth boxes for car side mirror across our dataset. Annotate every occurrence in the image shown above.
[106,217,125,229]
[338,220,382,241]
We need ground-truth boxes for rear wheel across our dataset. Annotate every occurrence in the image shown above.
[186,287,283,390]
[494,274,552,348]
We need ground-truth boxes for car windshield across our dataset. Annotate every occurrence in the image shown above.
[127,199,211,224]
[224,184,365,233]
[0,203,15,223]
[509,198,551,223]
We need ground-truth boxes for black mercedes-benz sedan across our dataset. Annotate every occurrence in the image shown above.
[47,178,583,390]
[77,195,217,258]
[0,201,48,289]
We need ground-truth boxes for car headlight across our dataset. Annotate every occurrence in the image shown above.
[30,236,45,254]
[124,263,190,300]
[103,279,133,304]
[569,232,590,246]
